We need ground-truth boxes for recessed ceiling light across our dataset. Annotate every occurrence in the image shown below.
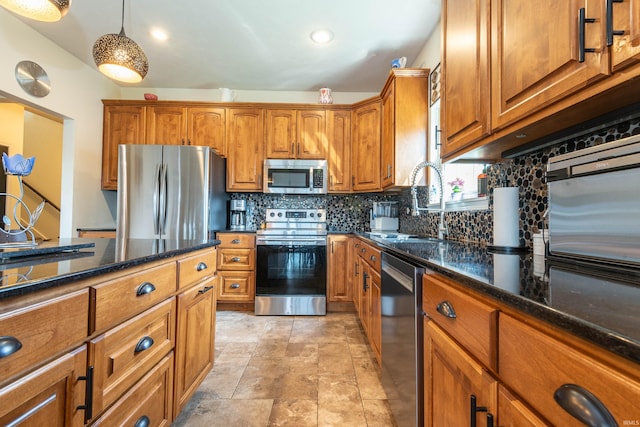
[150,27,169,41]
[310,29,334,44]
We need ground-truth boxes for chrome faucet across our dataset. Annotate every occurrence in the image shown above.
[410,161,448,240]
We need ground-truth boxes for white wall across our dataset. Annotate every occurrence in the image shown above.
[0,9,121,237]
[411,19,441,71]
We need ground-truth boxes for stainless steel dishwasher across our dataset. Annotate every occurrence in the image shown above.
[381,251,424,427]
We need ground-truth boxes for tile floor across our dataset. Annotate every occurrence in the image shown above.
[172,310,397,427]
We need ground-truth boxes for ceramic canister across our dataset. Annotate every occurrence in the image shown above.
[319,87,333,104]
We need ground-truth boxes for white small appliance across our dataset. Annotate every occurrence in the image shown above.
[370,201,399,233]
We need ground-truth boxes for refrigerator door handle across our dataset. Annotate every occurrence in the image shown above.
[159,163,168,236]
[153,164,162,235]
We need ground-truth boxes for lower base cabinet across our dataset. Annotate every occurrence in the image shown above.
[0,345,88,427]
[91,352,174,426]
[174,276,217,415]
[423,319,497,426]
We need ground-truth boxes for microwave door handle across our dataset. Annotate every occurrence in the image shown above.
[309,167,314,192]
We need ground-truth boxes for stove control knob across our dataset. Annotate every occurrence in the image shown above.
[269,212,275,217]
[277,212,283,217]
[309,213,315,218]
[317,212,323,218]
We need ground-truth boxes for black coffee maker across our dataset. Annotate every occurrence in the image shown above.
[229,199,246,230]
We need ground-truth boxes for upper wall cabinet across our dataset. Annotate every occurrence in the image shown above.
[102,103,146,190]
[327,110,352,193]
[442,0,640,161]
[101,101,226,190]
[265,109,327,159]
[226,108,265,192]
[351,99,382,192]
[380,69,429,190]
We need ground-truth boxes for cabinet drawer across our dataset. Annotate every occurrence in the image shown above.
[91,261,176,332]
[217,248,255,270]
[0,290,89,385]
[217,233,255,248]
[91,352,173,427]
[218,271,255,301]
[499,313,640,426]
[177,248,216,289]
[357,241,381,272]
[89,298,175,416]
[422,272,497,369]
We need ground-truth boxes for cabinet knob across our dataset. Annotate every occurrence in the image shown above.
[196,262,208,271]
[436,300,457,319]
[370,255,376,262]
[554,384,617,427]
[134,336,155,354]
[231,239,241,244]
[136,282,156,297]
[134,415,151,427]
[231,257,241,262]
[230,283,241,289]
[361,248,366,253]
[0,336,22,359]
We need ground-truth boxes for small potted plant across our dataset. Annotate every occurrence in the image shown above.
[448,177,465,201]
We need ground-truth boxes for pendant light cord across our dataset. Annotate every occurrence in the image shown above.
[118,0,126,36]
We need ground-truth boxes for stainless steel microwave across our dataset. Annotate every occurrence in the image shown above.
[263,159,328,194]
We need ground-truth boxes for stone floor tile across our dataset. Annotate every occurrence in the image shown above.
[353,357,387,400]
[362,399,398,427]
[317,399,367,426]
[172,395,273,427]
[318,375,360,402]
[318,355,355,377]
[268,399,318,427]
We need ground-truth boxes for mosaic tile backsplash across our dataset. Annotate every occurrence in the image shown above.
[233,113,640,249]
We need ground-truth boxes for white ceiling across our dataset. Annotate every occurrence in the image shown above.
[17,0,441,92]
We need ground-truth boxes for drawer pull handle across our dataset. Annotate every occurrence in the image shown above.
[230,283,241,289]
[0,336,22,359]
[134,336,155,354]
[470,394,491,427]
[196,262,208,271]
[134,415,150,427]
[76,365,94,419]
[136,282,156,297]
[198,285,214,295]
[436,301,457,319]
[231,239,241,244]
[231,257,241,262]
[369,255,377,262]
[554,384,617,427]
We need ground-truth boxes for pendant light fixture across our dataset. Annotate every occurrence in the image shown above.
[0,0,70,22]
[92,0,148,83]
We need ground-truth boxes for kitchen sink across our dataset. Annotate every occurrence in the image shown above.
[369,233,443,244]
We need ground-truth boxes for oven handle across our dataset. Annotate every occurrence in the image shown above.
[256,238,327,246]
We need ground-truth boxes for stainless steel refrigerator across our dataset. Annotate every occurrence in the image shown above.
[116,144,227,241]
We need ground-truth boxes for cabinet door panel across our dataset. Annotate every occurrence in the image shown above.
[327,110,351,192]
[381,83,395,189]
[265,109,296,158]
[297,110,326,159]
[441,0,491,156]
[352,102,381,191]
[498,384,551,427]
[101,105,146,190]
[187,107,226,155]
[327,235,351,302]
[147,106,187,145]
[611,0,640,71]
[226,108,264,191]
[491,0,609,129]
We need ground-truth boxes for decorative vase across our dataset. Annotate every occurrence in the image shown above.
[319,87,333,104]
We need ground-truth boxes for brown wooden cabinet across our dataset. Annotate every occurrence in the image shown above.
[351,100,382,192]
[327,234,352,302]
[424,319,498,426]
[326,109,351,192]
[187,107,226,155]
[440,0,491,158]
[174,272,216,414]
[0,346,88,427]
[490,0,608,131]
[216,232,256,302]
[101,103,146,190]
[497,384,550,427]
[265,109,326,159]
[611,0,640,71]
[225,108,265,191]
[380,69,429,189]
[146,105,188,146]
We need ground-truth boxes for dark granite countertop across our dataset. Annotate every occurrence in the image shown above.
[0,238,219,299]
[357,232,640,364]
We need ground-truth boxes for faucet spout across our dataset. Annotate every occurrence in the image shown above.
[409,161,448,240]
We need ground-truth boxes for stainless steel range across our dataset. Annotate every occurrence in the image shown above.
[255,208,327,315]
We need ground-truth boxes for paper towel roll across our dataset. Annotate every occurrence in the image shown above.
[493,187,520,248]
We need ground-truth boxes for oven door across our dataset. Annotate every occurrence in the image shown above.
[256,242,327,297]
